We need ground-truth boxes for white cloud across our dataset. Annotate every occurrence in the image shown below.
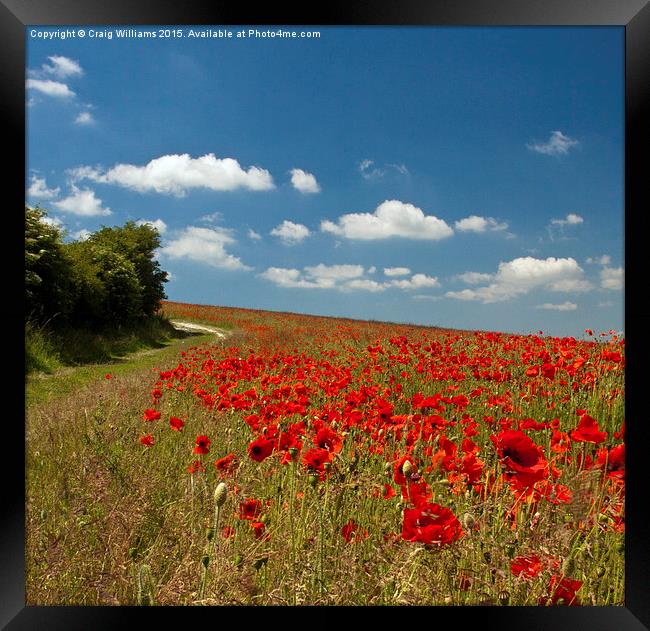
[454,215,508,233]
[456,271,494,285]
[384,267,411,277]
[551,213,584,227]
[70,153,275,196]
[586,255,612,265]
[260,263,365,290]
[199,211,223,224]
[359,159,383,179]
[536,302,578,311]
[27,175,60,200]
[74,111,94,125]
[247,229,262,241]
[367,266,377,274]
[290,168,321,194]
[40,215,64,228]
[135,218,167,234]
[527,131,579,156]
[42,55,83,79]
[321,200,453,241]
[161,226,250,270]
[260,263,438,293]
[53,186,111,216]
[358,160,409,179]
[388,274,440,290]
[600,267,624,290]
[446,256,591,303]
[26,79,75,98]
[270,220,311,245]
[344,279,387,293]
[71,229,91,242]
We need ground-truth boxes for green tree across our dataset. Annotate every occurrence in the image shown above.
[87,221,167,317]
[25,206,74,323]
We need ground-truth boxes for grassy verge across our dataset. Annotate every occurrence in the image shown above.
[26,315,185,374]
[25,315,228,406]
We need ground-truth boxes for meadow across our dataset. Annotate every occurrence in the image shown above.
[25,301,625,605]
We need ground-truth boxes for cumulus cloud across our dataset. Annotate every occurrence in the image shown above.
[74,111,94,125]
[536,302,577,311]
[27,175,60,200]
[260,264,363,289]
[527,131,579,156]
[455,271,494,285]
[321,200,453,241]
[600,266,624,290]
[446,256,591,303]
[26,79,75,98]
[247,228,262,241]
[290,168,321,194]
[41,55,83,79]
[53,186,111,216]
[270,220,311,245]
[69,153,275,196]
[384,267,411,277]
[161,226,250,270]
[135,218,167,234]
[454,215,508,233]
[260,263,438,293]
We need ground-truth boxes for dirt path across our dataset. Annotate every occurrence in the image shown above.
[169,320,229,338]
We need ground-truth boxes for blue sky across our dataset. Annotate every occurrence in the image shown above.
[26,26,624,337]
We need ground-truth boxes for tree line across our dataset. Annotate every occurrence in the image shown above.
[26,206,168,328]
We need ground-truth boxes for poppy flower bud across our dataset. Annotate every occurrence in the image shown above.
[402,460,414,477]
[596,566,606,578]
[289,447,298,458]
[309,473,319,487]
[462,513,476,530]
[214,482,228,507]
[505,543,516,559]
[498,591,510,605]
[384,462,393,477]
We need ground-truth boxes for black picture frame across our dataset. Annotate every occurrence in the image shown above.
[7,0,649,628]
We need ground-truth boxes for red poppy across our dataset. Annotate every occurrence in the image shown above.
[105,373,113,380]
[511,554,543,579]
[215,452,239,473]
[187,460,205,474]
[314,426,343,453]
[401,502,464,545]
[542,575,583,605]
[139,434,154,447]
[570,414,608,444]
[143,408,161,422]
[491,430,548,487]
[251,521,269,540]
[239,498,263,520]
[303,447,332,474]
[248,436,275,462]
[193,435,211,455]
[341,519,368,542]
[169,416,184,431]
[597,443,625,480]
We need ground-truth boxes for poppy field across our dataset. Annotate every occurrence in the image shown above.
[26,301,625,605]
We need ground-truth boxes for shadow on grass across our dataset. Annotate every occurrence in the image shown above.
[25,315,205,374]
